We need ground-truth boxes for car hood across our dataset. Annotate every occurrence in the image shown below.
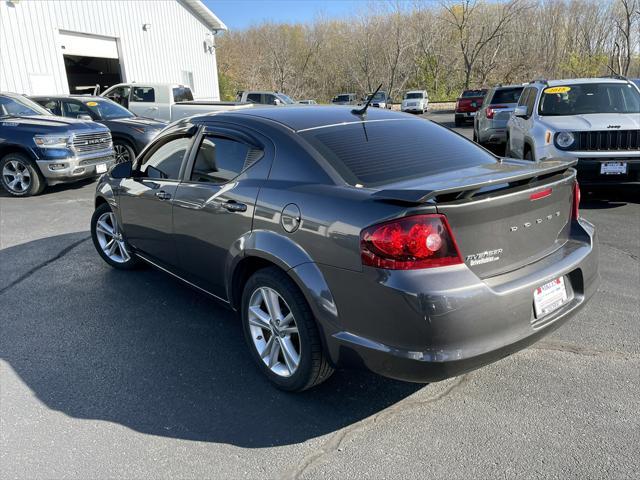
[0,115,107,134]
[541,113,640,131]
[102,116,167,130]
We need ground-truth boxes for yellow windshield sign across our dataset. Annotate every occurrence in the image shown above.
[544,86,571,94]
[85,101,98,106]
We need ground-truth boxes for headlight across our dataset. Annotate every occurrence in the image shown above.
[555,132,575,149]
[34,135,71,149]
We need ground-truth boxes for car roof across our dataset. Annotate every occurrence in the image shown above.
[217,105,405,132]
[543,78,629,86]
[493,84,524,90]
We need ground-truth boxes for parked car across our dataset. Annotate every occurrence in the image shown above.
[331,93,359,106]
[365,91,392,109]
[236,91,295,106]
[90,105,598,391]
[507,78,640,185]
[0,92,114,197]
[102,82,249,122]
[297,99,317,105]
[401,90,428,114]
[31,95,167,164]
[455,89,487,126]
[473,84,524,146]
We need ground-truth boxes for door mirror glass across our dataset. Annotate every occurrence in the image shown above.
[514,105,528,118]
[110,160,132,179]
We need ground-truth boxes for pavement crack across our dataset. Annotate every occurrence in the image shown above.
[599,242,639,262]
[283,374,468,480]
[0,236,90,296]
[531,340,635,360]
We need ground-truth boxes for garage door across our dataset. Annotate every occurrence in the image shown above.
[59,31,118,59]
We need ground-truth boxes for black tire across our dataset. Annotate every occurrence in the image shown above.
[241,266,334,392]
[113,140,136,164]
[524,148,534,161]
[90,202,140,270]
[454,115,463,127]
[0,152,46,197]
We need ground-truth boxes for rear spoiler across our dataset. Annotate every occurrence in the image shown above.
[371,159,577,204]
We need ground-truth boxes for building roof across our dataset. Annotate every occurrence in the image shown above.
[182,0,227,31]
[226,105,407,132]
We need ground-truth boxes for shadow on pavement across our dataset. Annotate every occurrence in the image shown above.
[581,186,639,209]
[0,233,422,448]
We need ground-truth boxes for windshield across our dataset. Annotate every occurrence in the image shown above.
[405,93,424,99]
[461,90,486,98]
[276,93,295,104]
[335,95,352,102]
[539,83,640,116]
[0,94,49,117]
[301,119,497,187]
[82,99,133,120]
[372,92,387,101]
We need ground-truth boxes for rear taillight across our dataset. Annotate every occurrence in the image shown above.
[486,105,507,119]
[360,214,463,270]
[572,181,580,220]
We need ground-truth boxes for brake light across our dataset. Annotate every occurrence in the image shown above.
[486,105,507,119]
[530,187,552,201]
[572,181,580,220]
[360,214,463,269]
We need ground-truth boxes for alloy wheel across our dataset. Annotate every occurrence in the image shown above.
[94,211,131,263]
[2,160,31,193]
[114,144,131,164]
[248,287,301,377]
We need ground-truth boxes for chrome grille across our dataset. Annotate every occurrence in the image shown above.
[575,130,640,151]
[72,132,112,153]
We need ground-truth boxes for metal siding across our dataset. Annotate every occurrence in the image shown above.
[0,0,220,99]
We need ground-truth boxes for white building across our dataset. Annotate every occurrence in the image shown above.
[0,0,226,99]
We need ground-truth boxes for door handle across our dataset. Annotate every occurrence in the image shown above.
[222,200,247,212]
[155,190,172,200]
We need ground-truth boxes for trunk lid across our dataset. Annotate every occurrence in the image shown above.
[372,159,576,278]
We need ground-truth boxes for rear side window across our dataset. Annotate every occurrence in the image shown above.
[190,136,259,184]
[491,87,523,104]
[247,93,262,103]
[301,119,497,187]
[132,87,155,103]
[461,90,486,98]
[173,87,194,103]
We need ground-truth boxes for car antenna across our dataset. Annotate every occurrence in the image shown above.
[351,83,382,117]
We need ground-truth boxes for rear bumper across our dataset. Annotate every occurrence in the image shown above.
[479,126,508,144]
[319,218,599,382]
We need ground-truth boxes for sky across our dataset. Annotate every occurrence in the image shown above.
[204,0,377,30]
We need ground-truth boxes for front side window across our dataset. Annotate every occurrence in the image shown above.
[132,87,156,103]
[139,136,191,180]
[539,83,640,116]
[190,136,256,184]
[276,93,294,104]
[105,86,130,108]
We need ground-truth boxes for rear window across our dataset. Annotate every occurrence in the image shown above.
[301,119,497,187]
[173,87,194,103]
[490,87,523,104]
[461,90,486,98]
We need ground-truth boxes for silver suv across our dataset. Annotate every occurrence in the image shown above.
[473,84,524,146]
[507,78,640,185]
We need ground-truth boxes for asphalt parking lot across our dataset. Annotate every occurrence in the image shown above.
[1,112,638,479]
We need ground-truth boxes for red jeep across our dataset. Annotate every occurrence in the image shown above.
[455,89,487,126]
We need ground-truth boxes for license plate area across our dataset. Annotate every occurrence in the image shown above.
[96,163,107,174]
[600,161,627,175]
[533,276,568,319]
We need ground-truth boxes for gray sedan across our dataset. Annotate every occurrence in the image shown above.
[474,85,524,146]
[90,105,599,391]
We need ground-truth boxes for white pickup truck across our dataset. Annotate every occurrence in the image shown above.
[101,83,252,122]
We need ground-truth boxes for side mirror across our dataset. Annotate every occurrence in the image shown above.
[77,114,93,121]
[110,160,132,179]
[514,105,528,118]
[272,99,282,106]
